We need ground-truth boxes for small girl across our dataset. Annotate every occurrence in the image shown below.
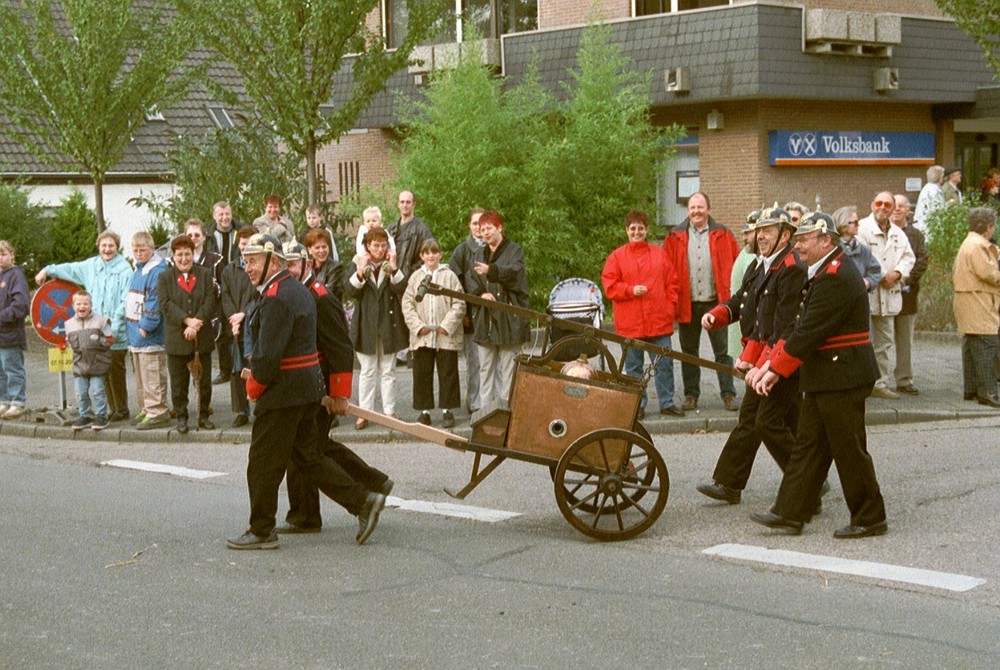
[65,290,114,430]
[0,240,29,419]
[355,206,396,257]
[401,239,465,428]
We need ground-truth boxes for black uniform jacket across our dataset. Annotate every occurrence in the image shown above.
[246,270,323,414]
[158,264,218,356]
[305,271,354,398]
[706,257,763,346]
[769,248,879,393]
[746,244,806,365]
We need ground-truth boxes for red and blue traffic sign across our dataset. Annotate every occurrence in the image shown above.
[31,279,80,346]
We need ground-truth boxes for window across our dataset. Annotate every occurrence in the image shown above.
[385,0,537,49]
[635,0,729,16]
[206,106,234,130]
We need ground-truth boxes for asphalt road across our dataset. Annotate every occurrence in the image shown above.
[3,416,1000,668]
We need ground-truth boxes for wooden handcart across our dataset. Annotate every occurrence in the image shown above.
[347,277,737,542]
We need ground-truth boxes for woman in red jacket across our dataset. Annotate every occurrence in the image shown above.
[602,210,683,418]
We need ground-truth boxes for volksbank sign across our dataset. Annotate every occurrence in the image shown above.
[769,131,935,166]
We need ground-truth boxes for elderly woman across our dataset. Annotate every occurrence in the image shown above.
[304,227,344,300]
[344,227,408,429]
[402,239,465,428]
[36,230,132,422]
[158,235,218,434]
[832,206,881,292]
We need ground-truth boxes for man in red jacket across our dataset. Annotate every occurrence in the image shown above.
[664,192,740,412]
[602,210,683,417]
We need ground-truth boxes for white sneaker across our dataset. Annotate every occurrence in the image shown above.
[3,405,25,419]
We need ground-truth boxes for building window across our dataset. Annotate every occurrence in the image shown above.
[635,0,729,16]
[385,0,537,49]
[207,106,234,130]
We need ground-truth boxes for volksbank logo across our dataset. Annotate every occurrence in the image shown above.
[821,136,891,154]
[788,133,817,157]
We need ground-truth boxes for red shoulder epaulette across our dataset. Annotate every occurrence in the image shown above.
[780,253,797,269]
[264,282,280,297]
[311,281,329,297]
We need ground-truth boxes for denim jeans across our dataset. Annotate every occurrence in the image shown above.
[623,334,677,410]
[0,346,27,406]
[74,375,108,419]
[678,301,736,400]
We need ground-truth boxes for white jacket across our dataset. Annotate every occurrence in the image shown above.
[858,214,916,316]
[402,264,465,351]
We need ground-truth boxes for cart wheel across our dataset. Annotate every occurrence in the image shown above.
[553,428,669,541]
[550,421,655,514]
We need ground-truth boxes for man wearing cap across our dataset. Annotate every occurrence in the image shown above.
[858,191,916,400]
[942,167,963,206]
[276,241,394,534]
[664,192,741,412]
[226,234,386,550]
[698,206,805,505]
[750,212,887,539]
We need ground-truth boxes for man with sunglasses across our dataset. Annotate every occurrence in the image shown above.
[858,191,916,400]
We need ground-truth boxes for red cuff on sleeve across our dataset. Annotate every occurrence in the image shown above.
[328,372,352,398]
[768,340,801,378]
[739,340,764,365]
[755,346,772,369]
[246,372,267,401]
[706,304,730,329]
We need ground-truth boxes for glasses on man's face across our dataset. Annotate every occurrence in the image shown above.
[849,219,859,225]
[874,200,893,209]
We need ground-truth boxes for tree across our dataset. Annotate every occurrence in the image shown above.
[175,0,443,206]
[0,182,51,280]
[0,0,199,232]
[130,124,306,230]
[936,1,1000,79]
[49,191,99,264]
[390,23,679,306]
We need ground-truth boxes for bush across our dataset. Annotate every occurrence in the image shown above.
[49,190,98,263]
[0,181,51,279]
[915,259,956,331]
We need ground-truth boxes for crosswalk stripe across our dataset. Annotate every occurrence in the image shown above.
[100,459,226,480]
[385,496,521,523]
[703,543,986,592]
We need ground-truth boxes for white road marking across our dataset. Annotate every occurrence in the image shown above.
[385,496,521,523]
[703,543,986,592]
[100,459,226,480]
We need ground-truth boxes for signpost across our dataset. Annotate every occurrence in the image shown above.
[31,279,79,410]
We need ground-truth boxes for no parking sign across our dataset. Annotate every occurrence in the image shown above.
[31,278,79,365]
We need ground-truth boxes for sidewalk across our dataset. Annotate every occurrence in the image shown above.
[1,328,994,446]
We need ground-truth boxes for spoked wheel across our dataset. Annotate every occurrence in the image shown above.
[550,421,655,514]
[553,428,669,541]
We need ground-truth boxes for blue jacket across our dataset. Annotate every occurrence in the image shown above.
[125,254,167,351]
[0,265,30,348]
[45,254,132,350]
[840,238,881,293]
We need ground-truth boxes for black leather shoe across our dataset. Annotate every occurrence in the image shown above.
[660,406,684,417]
[356,492,387,545]
[441,410,455,428]
[110,409,130,423]
[231,414,249,428]
[274,522,320,534]
[198,417,216,430]
[177,417,189,434]
[417,412,432,426]
[964,392,976,401]
[682,396,698,411]
[226,530,279,550]
[750,511,804,535]
[212,373,231,385]
[833,521,888,539]
[977,395,1000,408]
[697,481,741,504]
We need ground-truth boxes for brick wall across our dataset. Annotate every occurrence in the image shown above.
[314,129,399,205]
[539,0,631,30]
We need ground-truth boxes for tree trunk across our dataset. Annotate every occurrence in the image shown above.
[305,135,317,206]
[94,176,106,234]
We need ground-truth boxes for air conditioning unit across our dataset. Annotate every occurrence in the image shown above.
[665,66,690,93]
[873,67,899,93]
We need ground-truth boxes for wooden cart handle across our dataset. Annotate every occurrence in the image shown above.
[346,404,469,450]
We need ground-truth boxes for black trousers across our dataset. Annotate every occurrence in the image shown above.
[248,402,370,537]
[216,326,233,378]
[412,347,460,411]
[166,351,212,419]
[229,340,248,415]
[772,384,886,526]
[284,406,389,528]
[105,349,129,414]
[712,373,799,490]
